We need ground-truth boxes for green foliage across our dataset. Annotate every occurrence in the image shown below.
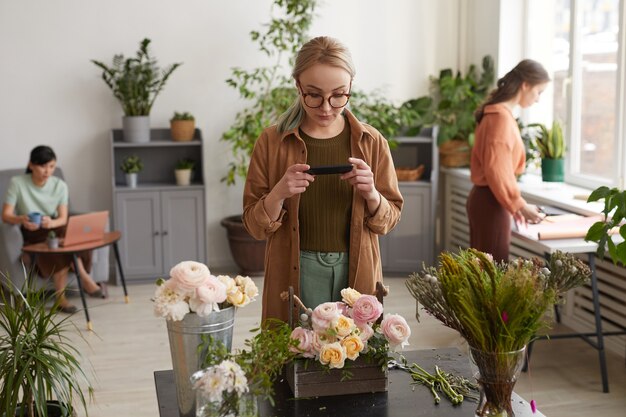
[220,0,316,185]
[171,111,195,121]
[429,55,495,146]
[91,38,182,116]
[0,272,93,417]
[585,186,626,265]
[120,155,143,173]
[517,118,540,171]
[406,249,591,353]
[47,230,56,239]
[199,319,298,404]
[175,158,195,170]
[527,120,565,159]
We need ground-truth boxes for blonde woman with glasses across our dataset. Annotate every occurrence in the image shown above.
[243,36,403,322]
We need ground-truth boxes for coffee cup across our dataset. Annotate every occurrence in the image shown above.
[28,212,42,226]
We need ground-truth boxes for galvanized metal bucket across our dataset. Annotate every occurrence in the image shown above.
[166,307,235,417]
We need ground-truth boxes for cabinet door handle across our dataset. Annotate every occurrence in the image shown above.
[154,231,160,236]
[162,230,168,236]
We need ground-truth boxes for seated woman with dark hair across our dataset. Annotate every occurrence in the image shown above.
[1,145,106,313]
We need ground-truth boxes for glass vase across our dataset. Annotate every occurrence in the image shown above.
[469,346,526,417]
[194,390,258,417]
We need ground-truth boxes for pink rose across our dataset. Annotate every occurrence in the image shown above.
[357,323,374,342]
[351,295,383,324]
[380,314,411,350]
[312,302,341,333]
[169,261,211,292]
[195,276,227,304]
[289,327,316,358]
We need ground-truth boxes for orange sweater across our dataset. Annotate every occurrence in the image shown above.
[470,103,526,214]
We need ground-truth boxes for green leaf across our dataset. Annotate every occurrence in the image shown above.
[587,186,611,203]
[585,221,608,242]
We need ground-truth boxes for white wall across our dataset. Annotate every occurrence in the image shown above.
[0,0,465,270]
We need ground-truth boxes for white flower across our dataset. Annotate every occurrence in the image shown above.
[193,367,227,403]
[153,282,190,321]
[340,288,362,306]
[236,275,259,299]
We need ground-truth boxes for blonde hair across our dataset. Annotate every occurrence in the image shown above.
[277,36,356,133]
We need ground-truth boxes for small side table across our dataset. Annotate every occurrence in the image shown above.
[22,231,129,330]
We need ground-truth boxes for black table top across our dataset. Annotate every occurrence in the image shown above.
[154,347,544,417]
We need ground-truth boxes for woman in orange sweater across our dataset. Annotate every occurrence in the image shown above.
[467,59,550,262]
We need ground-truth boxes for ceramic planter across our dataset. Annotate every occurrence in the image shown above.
[122,116,150,143]
[170,120,195,141]
[174,169,192,186]
[541,158,564,182]
[125,173,138,188]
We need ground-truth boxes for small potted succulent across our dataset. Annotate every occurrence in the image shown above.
[120,155,143,188]
[174,158,195,186]
[170,112,196,142]
[47,230,59,249]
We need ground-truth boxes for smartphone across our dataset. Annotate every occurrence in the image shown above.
[305,164,353,175]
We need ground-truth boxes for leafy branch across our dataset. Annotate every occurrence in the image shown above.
[585,186,626,265]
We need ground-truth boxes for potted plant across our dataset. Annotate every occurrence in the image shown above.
[47,230,59,249]
[170,112,196,142]
[528,119,565,182]
[423,56,495,167]
[0,274,94,417]
[91,38,182,143]
[174,158,195,186]
[120,155,143,188]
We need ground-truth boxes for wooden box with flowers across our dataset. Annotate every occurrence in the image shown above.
[285,284,411,398]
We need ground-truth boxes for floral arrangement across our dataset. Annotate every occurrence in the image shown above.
[405,249,590,416]
[153,261,259,321]
[192,320,297,417]
[405,249,590,353]
[288,288,411,369]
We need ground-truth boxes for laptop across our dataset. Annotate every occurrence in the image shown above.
[61,211,109,247]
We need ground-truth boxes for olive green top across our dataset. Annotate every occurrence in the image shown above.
[298,122,352,252]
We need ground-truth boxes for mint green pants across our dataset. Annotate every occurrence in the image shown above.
[299,250,349,310]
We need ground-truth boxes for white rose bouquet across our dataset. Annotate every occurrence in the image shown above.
[153,261,259,321]
[289,287,411,369]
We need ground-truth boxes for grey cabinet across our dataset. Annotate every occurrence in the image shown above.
[380,128,438,274]
[111,129,207,283]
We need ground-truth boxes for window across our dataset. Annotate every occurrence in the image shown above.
[527,0,624,188]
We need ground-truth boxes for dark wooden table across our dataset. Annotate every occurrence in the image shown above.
[22,231,129,330]
[154,348,545,417]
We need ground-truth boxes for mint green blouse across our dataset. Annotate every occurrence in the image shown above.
[4,174,68,218]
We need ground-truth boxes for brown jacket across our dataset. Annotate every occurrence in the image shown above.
[243,109,403,322]
[470,103,526,214]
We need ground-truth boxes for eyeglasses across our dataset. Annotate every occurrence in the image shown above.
[297,82,351,109]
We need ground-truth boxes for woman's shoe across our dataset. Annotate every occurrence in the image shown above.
[58,304,78,314]
[88,287,104,299]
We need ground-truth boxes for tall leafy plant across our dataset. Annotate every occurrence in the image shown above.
[585,187,626,265]
[221,0,316,185]
[429,56,495,146]
[527,120,565,159]
[0,273,93,416]
[91,38,182,116]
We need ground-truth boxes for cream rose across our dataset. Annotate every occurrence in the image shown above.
[332,315,356,338]
[380,313,411,350]
[340,288,362,307]
[319,342,346,369]
[235,275,259,299]
[169,261,211,293]
[341,334,365,360]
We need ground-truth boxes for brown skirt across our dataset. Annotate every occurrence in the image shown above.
[21,226,93,279]
[466,185,511,263]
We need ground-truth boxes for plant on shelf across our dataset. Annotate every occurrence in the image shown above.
[585,186,626,266]
[175,158,195,171]
[406,249,590,417]
[0,273,94,417]
[170,111,196,142]
[120,155,143,174]
[527,119,565,182]
[91,38,182,142]
[174,158,195,185]
[420,56,495,167]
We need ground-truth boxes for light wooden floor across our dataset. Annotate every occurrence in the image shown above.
[64,276,626,417]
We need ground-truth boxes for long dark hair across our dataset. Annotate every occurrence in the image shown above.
[26,145,57,173]
[475,59,550,123]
